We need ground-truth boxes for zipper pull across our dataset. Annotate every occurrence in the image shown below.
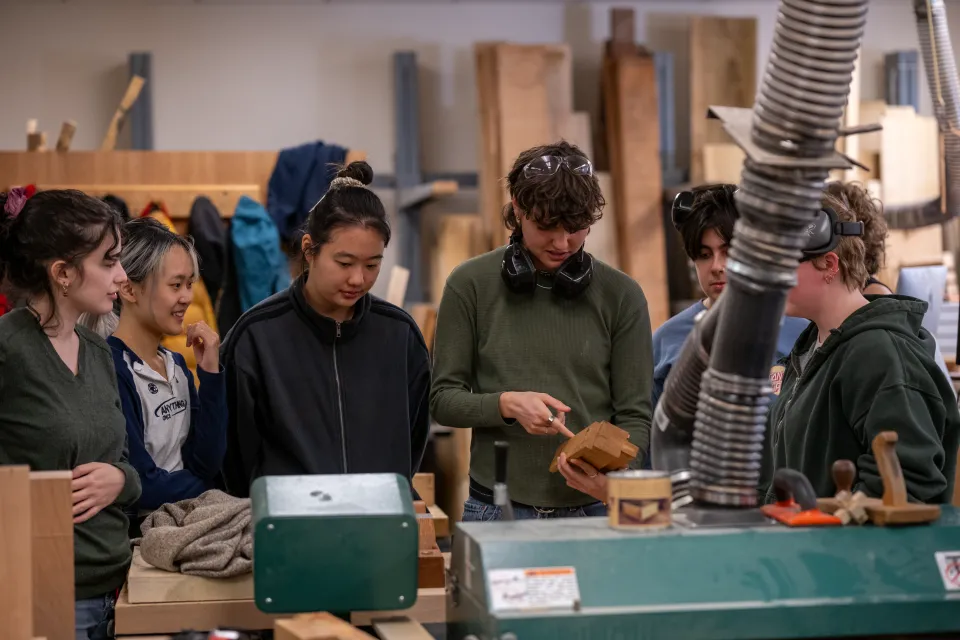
[336,321,341,338]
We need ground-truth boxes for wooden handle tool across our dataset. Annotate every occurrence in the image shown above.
[864,431,940,526]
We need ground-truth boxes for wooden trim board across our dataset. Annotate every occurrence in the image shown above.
[0,466,33,640]
[126,548,253,605]
[30,471,75,640]
[35,184,261,219]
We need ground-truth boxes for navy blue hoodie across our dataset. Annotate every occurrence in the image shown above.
[108,337,227,513]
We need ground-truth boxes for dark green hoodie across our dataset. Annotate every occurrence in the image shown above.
[762,295,959,505]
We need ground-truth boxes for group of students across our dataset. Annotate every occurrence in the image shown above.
[1,142,959,640]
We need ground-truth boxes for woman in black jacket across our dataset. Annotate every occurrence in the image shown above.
[220,161,431,497]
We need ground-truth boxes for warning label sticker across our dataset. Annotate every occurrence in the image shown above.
[488,566,581,613]
[935,551,960,591]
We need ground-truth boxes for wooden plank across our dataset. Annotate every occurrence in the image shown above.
[350,589,446,627]
[0,466,33,640]
[431,214,484,304]
[703,143,745,185]
[416,514,436,552]
[494,44,556,248]
[880,107,940,207]
[372,618,433,640]
[840,52,863,183]
[592,172,620,269]
[412,473,435,506]
[408,304,437,354]
[35,184,261,219]
[126,548,252,605]
[101,76,146,151]
[557,111,593,160]
[426,504,449,538]
[115,586,276,635]
[275,613,375,640]
[605,53,669,329]
[30,471,74,640]
[475,43,504,251]
[385,266,410,308]
[689,17,757,184]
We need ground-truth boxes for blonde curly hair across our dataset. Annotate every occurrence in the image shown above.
[816,182,874,290]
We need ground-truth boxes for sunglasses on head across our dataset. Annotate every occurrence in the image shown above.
[522,155,594,179]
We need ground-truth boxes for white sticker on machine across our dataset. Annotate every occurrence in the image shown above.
[935,551,960,591]
[488,566,581,613]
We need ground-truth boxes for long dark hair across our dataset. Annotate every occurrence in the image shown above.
[301,161,391,268]
[0,189,122,329]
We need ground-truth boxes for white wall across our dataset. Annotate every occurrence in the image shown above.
[0,0,947,176]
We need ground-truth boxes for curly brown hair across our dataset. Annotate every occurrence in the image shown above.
[501,141,605,233]
[817,184,871,290]
[822,181,888,279]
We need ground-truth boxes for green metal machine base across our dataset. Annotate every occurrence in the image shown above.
[447,507,960,640]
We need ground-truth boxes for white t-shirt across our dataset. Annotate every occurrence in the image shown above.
[123,349,191,472]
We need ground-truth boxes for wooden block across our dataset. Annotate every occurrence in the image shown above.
[35,184,261,220]
[275,613,375,640]
[426,505,449,538]
[417,545,445,589]
[689,17,757,184]
[703,143,745,185]
[1,466,32,640]
[549,421,636,473]
[412,473,435,506]
[372,617,433,640]
[431,214,484,303]
[126,548,252,605]
[101,75,146,151]
[350,588,446,627]
[30,471,74,640]
[56,121,77,153]
[114,586,276,635]
[880,107,940,208]
[609,8,637,58]
[413,500,427,515]
[416,514,436,552]
[27,132,47,152]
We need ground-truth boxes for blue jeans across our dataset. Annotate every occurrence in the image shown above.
[75,592,116,640]
[461,495,607,522]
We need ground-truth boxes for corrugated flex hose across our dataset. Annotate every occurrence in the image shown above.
[913,0,960,222]
[688,0,869,507]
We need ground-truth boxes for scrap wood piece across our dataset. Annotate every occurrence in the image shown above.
[30,471,74,640]
[372,617,433,640]
[418,544,445,589]
[426,504,449,538]
[115,586,275,635]
[603,49,669,328]
[689,16,757,184]
[412,473,435,506]
[409,304,437,354]
[275,613,375,640]
[56,121,77,152]
[101,74,146,151]
[0,466,33,640]
[126,547,252,605]
[549,421,638,473]
[416,512,436,551]
[385,266,410,308]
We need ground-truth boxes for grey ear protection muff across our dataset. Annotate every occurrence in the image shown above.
[800,206,864,260]
[500,232,593,299]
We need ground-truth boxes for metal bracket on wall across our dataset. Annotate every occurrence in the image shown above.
[393,50,458,305]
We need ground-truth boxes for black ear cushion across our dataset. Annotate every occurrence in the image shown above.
[671,191,696,231]
[553,250,593,299]
[500,242,537,294]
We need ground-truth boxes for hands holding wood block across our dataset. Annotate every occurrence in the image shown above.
[549,421,638,473]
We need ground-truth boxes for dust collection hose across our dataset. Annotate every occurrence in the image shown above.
[652,0,870,507]
[914,0,960,221]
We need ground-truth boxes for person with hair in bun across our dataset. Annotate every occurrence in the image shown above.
[0,187,142,640]
[219,162,431,497]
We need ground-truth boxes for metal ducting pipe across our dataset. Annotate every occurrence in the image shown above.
[652,0,870,508]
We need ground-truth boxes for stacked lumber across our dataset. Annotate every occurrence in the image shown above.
[474,42,589,250]
[601,10,670,328]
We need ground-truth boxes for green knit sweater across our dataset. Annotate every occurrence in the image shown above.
[0,309,142,599]
[429,248,653,507]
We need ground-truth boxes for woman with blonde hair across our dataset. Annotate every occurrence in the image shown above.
[762,188,960,505]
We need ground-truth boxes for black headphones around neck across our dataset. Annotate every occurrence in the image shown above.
[500,232,593,299]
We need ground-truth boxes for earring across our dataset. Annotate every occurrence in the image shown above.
[824,274,834,285]
[61,282,69,297]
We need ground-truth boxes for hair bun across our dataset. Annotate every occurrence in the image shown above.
[337,161,374,187]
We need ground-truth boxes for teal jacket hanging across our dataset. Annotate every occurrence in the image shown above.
[231,196,291,312]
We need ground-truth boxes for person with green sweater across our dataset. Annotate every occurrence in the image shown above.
[430,141,653,520]
[762,185,960,504]
[0,187,142,640]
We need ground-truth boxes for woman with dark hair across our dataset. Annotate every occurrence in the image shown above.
[0,187,142,640]
[220,162,431,497]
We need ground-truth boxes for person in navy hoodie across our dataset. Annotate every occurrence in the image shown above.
[97,217,226,533]
[652,185,809,407]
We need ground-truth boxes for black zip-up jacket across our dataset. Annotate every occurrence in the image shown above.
[219,275,431,497]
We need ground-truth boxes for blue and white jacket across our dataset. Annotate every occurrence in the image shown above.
[108,336,227,512]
